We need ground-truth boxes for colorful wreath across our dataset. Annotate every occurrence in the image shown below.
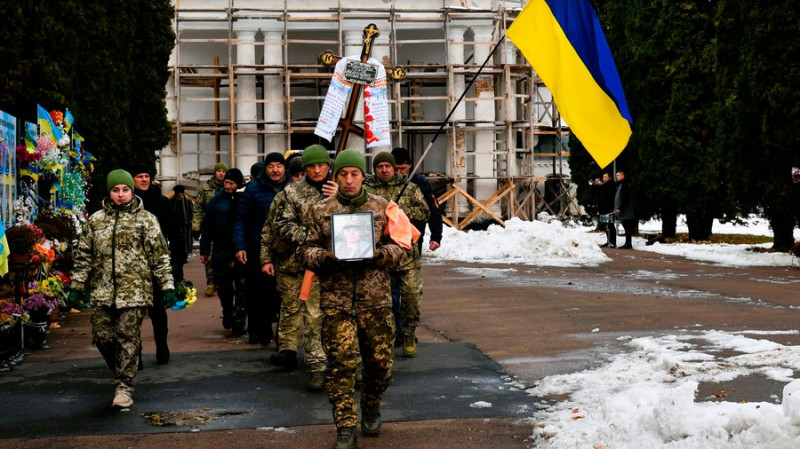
[170,279,198,311]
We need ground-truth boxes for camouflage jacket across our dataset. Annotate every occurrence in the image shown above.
[365,174,430,269]
[72,196,174,308]
[297,190,408,313]
[192,177,221,232]
[260,179,325,275]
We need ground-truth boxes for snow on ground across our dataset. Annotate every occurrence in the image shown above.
[424,216,610,267]
[528,331,800,449]
[421,214,800,448]
[424,214,800,268]
[638,216,800,267]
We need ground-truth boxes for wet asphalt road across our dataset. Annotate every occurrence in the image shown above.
[2,246,799,447]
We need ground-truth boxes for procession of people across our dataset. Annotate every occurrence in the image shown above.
[62,144,443,449]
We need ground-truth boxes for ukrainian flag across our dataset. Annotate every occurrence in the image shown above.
[507,0,632,169]
[63,109,75,133]
[0,224,9,277]
[37,104,62,143]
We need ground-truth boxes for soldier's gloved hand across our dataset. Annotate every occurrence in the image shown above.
[372,249,389,269]
[162,289,178,309]
[66,290,83,309]
[192,230,201,241]
[318,251,339,271]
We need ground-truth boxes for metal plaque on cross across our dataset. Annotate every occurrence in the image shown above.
[317,23,406,154]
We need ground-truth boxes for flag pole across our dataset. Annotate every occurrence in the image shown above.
[395,34,507,202]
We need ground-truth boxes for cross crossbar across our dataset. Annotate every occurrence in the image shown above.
[317,23,406,154]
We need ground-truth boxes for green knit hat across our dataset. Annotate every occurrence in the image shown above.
[333,149,367,177]
[372,151,396,172]
[214,162,228,172]
[107,169,134,192]
[302,144,331,167]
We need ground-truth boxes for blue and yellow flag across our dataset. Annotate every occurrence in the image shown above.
[37,104,62,143]
[0,224,9,277]
[507,0,632,169]
[63,109,75,133]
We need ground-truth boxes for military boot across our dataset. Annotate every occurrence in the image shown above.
[402,333,417,357]
[333,427,357,449]
[308,371,325,391]
[360,402,381,437]
[270,349,298,369]
[205,284,216,297]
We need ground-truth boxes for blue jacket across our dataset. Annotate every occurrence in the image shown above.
[200,189,240,269]
[233,172,288,255]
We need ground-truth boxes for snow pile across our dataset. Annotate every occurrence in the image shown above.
[528,331,800,449]
[639,242,797,267]
[425,218,610,267]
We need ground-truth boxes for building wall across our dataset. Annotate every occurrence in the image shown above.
[164,0,574,219]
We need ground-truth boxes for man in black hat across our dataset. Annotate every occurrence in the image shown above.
[129,163,176,365]
[234,152,289,345]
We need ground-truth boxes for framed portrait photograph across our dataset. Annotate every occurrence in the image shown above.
[331,212,375,261]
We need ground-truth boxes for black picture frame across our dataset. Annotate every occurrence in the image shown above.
[331,212,375,261]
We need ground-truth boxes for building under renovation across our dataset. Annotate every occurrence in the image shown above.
[160,0,577,228]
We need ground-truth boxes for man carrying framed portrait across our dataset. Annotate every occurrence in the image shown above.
[298,148,408,449]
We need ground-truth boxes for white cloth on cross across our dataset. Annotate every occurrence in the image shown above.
[314,56,391,148]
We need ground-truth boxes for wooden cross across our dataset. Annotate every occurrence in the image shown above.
[318,23,407,154]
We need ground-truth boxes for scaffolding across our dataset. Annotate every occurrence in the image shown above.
[166,0,579,226]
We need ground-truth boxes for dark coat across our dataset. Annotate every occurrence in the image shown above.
[233,172,289,255]
[409,173,443,249]
[598,179,616,215]
[169,195,193,256]
[135,185,176,244]
[614,179,635,221]
[200,189,241,269]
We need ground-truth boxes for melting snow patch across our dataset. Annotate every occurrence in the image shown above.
[470,401,493,408]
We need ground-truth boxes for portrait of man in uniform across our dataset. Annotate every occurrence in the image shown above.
[332,212,375,260]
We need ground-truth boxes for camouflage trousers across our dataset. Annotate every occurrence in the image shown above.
[392,267,423,338]
[323,307,394,429]
[91,306,148,394]
[276,272,325,372]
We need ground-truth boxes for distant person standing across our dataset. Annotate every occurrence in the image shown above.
[68,169,175,408]
[614,170,636,249]
[193,162,228,296]
[594,172,616,247]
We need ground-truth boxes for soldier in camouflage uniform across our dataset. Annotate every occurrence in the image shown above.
[68,169,176,409]
[365,152,430,358]
[260,145,335,391]
[298,149,407,449]
[192,162,227,296]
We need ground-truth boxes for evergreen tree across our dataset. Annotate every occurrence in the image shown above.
[718,0,800,250]
[0,0,174,210]
[575,1,727,240]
